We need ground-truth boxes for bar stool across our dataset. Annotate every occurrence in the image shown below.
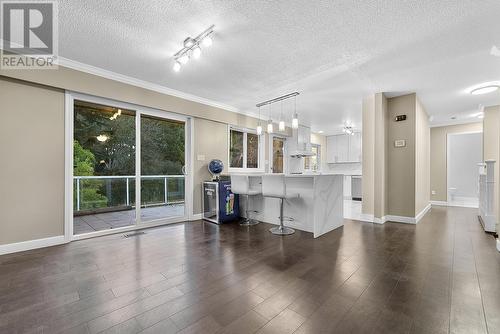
[230,175,261,226]
[261,174,300,235]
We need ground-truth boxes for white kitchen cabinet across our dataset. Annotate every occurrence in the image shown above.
[326,132,362,163]
[343,175,352,198]
[336,134,349,162]
[326,135,338,163]
[348,132,362,162]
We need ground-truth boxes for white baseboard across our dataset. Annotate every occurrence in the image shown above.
[190,213,202,221]
[375,203,432,225]
[431,200,478,209]
[0,235,66,256]
[430,201,448,206]
[358,214,375,223]
[385,215,416,224]
[415,203,432,223]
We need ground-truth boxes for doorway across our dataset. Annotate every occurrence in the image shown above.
[66,93,191,239]
[447,132,482,208]
[270,135,286,173]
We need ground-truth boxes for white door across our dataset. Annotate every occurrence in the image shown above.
[447,132,482,207]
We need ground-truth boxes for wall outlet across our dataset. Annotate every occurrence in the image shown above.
[197,154,205,161]
[431,190,436,195]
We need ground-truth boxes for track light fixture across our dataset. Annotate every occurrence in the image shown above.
[267,104,273,134]
[255,92,300,134]
[279,101,285,131]
[172,25,214,72]
[257,106,263,135]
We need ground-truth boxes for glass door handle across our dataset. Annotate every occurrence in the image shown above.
[181,165,187,175]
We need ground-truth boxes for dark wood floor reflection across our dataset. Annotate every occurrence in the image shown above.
[1,206,499,334]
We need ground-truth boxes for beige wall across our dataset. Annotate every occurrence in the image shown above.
[430,122,483,202]
[363,92,430,219]
[0,66,259,127]
[0,67,273,245]
[415,97,430,215]
[192,118,229,214]
[387,94,417,217]
[374,93,388,218]
[362,94,375,216]
[483,106,500,223]
[0,78,65,244]
[362,93,389,219]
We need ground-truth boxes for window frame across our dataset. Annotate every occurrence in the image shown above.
[228,125,264,172]
[304,143,321,172]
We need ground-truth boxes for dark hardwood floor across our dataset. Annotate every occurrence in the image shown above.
[1,206,499,334]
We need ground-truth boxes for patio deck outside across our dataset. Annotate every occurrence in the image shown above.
[74,175,185,235]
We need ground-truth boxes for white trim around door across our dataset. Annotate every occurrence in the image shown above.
[65,91,193,242]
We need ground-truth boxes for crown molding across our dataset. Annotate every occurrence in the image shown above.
[57,56,241,113]
[429,118,483,128]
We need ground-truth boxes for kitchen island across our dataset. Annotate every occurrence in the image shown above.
[236,174,344,238]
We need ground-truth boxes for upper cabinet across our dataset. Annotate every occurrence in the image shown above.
[327,132,362,163]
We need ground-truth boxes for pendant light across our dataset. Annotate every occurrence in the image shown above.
[292,95,299,129]
[256,106,263,135]
[279,100,285,131]
[267,104,273,134]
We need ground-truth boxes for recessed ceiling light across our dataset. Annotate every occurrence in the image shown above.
[470,85,499,95]
[318,130,324,134]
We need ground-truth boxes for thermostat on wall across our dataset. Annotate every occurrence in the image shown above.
[394,139,406,147]
[395,115,407,121]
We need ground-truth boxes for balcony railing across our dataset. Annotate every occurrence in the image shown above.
[74,175,185,213]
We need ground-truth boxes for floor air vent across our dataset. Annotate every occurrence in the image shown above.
[123,231,146,238]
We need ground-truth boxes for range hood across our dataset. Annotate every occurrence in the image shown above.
[288,125,316,157]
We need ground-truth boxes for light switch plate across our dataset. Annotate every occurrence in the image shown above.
[197,154,205,161]
[394,139,406,147]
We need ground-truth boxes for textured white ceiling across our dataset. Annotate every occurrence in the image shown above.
[57,0,500,134]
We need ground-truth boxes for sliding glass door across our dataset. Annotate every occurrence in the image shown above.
[140,115,185,222]
[71,97,189,236]
[73,101,137,234]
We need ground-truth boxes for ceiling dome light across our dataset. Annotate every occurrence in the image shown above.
[192,46,201,59]
[173,61,181,72]
[202,35,213,47]
[470,85,499,95]
[178,54,189,65]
